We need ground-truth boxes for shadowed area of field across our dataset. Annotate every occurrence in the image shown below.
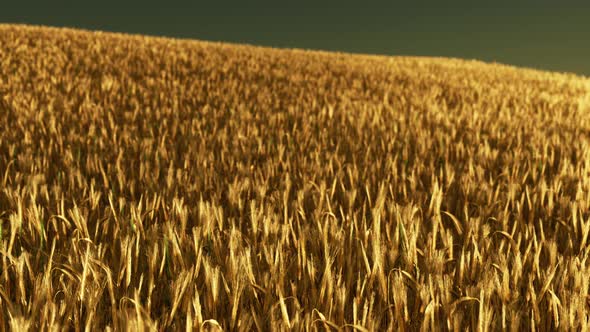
[1,24,589,330]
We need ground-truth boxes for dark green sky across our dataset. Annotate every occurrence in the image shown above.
[3,2,590,76]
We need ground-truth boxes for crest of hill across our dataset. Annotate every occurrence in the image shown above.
[1,23,588,117]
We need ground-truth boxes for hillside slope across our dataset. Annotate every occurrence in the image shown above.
[1,24,590,330]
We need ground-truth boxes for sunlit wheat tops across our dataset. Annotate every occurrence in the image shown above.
[1,23,590,330]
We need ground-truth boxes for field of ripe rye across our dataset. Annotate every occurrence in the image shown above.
[1,24,590,330]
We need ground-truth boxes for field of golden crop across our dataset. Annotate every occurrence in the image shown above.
[1,24,590,331]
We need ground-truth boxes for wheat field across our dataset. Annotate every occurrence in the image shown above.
[1,24,590,331]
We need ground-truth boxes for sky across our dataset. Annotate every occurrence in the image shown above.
[2,1,590,76]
